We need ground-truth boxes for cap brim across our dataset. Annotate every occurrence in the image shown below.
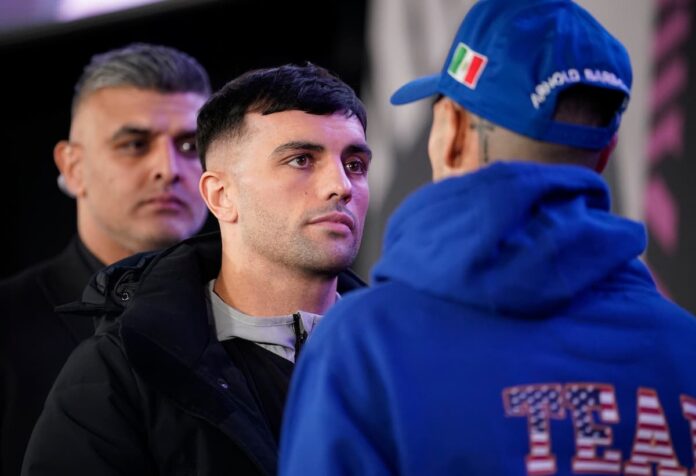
[390,74,440,105]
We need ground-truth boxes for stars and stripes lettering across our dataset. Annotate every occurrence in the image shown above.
[680,395,696,476]
[624,388,687,476]
[564,383,622,474]
[503,384,565,475]
[504,384,696,475]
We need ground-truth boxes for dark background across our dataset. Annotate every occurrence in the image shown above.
[0,0,368,280]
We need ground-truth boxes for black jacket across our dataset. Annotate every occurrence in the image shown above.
[0,238,101,476]
[21,233,365,476]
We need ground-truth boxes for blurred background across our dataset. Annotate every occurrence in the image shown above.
[0,0,693,314]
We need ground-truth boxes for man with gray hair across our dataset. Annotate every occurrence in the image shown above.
[0,42,210,475]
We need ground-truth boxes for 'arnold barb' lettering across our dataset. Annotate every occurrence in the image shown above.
[531,69,627,109]
[530,69,581,109]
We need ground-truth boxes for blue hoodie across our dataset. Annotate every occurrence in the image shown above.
[280,162,696,476]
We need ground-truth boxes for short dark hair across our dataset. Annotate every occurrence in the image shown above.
[553,85,627,129]
[196,63,367,169]
[73,42,211,116]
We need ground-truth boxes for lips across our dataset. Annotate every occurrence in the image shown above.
[141,194,187,211]
[307,211,355,231]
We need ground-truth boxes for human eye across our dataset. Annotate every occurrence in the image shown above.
[175,135,198,159]
[344,157,368,175]
[116,137,149,156]
[287,154,313,169]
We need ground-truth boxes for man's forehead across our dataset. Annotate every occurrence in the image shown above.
[244,110,366,140]
[76,87,204,117]
[72,87,204,137]
[205,110,367,167]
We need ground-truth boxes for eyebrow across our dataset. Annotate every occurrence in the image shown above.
[344,144,373,162]
[271,141,372,162]
[110,126,152,142]
[110,125,196,142]
[271,141,324,156]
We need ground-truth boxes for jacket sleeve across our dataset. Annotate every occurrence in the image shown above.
[21,332,156,476]
[279,300,395,476]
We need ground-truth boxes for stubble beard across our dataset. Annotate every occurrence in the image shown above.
[242,209,361,277]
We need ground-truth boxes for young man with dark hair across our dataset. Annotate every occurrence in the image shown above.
[0,42,210,476]
[280,2,696,475]
[21,62,370,476]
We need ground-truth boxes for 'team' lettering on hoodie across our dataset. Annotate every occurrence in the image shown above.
[503,383,696,475]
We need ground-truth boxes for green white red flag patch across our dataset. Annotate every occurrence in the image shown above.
[448,42,487,89]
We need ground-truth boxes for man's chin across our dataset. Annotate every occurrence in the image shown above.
[303,248,359,277]
[138,227,192,252]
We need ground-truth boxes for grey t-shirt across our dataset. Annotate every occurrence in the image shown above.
[207,280,338,363]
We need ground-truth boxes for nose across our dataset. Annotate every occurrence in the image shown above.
[322,158,352,203]
[153,138,181,185]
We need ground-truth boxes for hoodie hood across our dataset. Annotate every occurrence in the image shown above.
[372,162,649,315]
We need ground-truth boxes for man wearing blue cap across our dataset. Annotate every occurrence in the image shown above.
[279,1,696,475]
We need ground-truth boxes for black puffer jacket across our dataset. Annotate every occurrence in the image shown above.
[0,237,101,476]
[21,233,365,476]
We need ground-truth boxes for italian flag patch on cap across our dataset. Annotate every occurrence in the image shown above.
[448,42,487,89]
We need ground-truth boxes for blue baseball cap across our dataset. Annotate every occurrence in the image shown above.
[391,0,632,150]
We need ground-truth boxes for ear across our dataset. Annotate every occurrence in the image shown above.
[595,133,618,173]
[445,103,471,172]
[199,171,238,223]
[54,140,85,197]
[429,98,470,180]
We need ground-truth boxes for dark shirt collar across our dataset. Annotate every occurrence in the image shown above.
[75,237,106,274]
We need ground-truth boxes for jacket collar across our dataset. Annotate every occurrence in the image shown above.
[38,236,104,308]
[37,236,104,342]
[113,233,365,365]
[82,232,365,475]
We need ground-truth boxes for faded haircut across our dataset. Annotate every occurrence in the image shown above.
[196,62,366,170]
[72,42,211,116]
